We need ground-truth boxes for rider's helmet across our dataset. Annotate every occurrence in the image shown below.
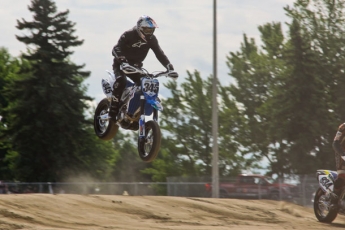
[137,15,158,41]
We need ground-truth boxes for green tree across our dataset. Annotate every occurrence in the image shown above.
[110,130,152,182]
[227,28,285,176]
[145,71,246,181]
[264,19,330,174]
[141,136,185,194]
[283,0,345,171]
[2,0,114,182]
[0,47,23,180]
[226,0,345,176]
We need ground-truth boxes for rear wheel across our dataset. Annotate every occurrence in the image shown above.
[94,98,119,140]
[314,188,338,223]
[138,120,161,162]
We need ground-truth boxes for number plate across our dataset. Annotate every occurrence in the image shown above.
[142,78,159,97]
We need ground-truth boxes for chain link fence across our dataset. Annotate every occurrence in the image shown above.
[0,174,319,207]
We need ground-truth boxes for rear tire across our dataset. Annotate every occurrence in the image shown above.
[94,98,119,140]
[138,120,161,162]
[314,188,338,223]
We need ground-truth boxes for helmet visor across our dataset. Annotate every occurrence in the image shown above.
[141,27,155,35]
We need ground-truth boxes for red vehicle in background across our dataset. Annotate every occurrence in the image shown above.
[205,174,297,200]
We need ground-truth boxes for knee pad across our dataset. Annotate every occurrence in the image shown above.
[112,73,126,98]
[114,76,126,89]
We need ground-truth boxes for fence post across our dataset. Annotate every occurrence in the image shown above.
[302,175,306,206]
[279,178,282,200]
[48,182,53,194]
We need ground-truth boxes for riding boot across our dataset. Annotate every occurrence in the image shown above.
[109,67,126,121]
[109,79,125,121]
[109,93,120,121]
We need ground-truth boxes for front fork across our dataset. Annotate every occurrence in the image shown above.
[139,95,146,140]
[138,94,159,140]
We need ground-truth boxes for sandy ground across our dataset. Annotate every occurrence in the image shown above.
[0,194,345,230]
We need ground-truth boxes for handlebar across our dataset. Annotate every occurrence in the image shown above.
[120,63,178,80]
[120,63,144,74]
[153,70,179,80]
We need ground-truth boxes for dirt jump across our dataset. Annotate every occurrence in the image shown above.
[0,194,345,229]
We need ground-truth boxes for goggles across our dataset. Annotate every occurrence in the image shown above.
[141,27,155,35]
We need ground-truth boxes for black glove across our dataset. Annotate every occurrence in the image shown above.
[116,56,128,63]
[166,63,174,71]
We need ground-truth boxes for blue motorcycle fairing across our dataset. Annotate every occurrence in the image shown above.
[126,80,155,116]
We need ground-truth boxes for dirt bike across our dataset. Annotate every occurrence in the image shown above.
[93,63,178,162]
[313,169,345,222]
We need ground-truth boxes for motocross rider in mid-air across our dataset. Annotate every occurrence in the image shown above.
[109,15,174,121]
[331,123,345,207]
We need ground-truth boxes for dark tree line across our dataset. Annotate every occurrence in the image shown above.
[0,0,117,182]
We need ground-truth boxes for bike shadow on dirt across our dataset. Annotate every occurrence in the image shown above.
[329,222,345,228]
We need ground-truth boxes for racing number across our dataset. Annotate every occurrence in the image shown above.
[143,81,159,94]
[102,82,112,94]
[104,85,111,94]
[320,176,333,189]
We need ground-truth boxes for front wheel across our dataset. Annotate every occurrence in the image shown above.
[313,188,338,223]
[138,120,161,162]
[94,98,119,140]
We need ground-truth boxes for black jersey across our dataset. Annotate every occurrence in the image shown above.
[112,26,170,67]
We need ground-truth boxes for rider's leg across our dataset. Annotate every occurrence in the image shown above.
[335,173,345,195]
[109,68,126,120]
[127,73,142,86]
[334,150,345,195]
[329,172,345,211]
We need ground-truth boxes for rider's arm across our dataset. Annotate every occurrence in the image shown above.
[112,32,127,59]
[333,123,345,156]
[149,36,171,68]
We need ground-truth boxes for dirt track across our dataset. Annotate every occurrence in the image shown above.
[0,194,344,230]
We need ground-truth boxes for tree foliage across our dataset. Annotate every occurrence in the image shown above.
[110,130,152,182]
[144,71,248,181]
[0,47,23,180]
[1,0,115,182]
[226,0,345,176]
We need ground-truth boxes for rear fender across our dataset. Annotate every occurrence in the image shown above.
[102,70,116,99]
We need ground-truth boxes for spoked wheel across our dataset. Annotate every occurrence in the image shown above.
[94,98,119,140]
[313,187,338,223]
[138,120,161,162]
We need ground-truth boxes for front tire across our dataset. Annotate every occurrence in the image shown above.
[138,120,161,162]
[314,188,338,223]
[94,98,119,140]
